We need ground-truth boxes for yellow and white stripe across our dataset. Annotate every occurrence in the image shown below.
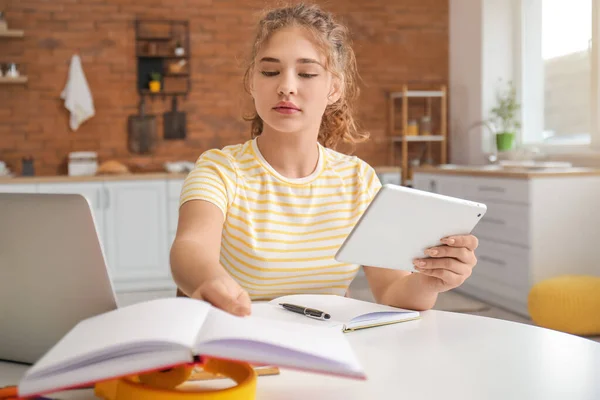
[180,138,382,300]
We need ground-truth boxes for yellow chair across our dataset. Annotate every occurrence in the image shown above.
[528,275,600,336]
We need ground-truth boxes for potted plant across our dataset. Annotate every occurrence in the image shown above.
[149,72,161,93]
[489,80,521,152]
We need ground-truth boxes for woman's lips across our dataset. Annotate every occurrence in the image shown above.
[273,107,301,114]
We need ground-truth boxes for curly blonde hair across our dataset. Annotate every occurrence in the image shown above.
[242,2,369,151]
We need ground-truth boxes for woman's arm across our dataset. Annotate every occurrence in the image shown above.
[170,200,251,316]
[363,235,479,311]
[363,267,438,311]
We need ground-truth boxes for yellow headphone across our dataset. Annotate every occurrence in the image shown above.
[94,358,257,400]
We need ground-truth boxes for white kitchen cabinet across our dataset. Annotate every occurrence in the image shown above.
[0,183,38,193]
[413,170,600,317]
[167,179,185,248]
[103,180,172,292]
[37,183,106,246]
[413,174,466,198]
[1,175,187,294]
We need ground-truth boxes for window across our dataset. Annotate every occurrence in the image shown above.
[520,0,597,147]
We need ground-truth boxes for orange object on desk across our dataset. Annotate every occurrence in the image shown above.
[0,385,55,400]
[0,386,17,400]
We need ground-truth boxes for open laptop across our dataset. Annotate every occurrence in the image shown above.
[0,193,118,364]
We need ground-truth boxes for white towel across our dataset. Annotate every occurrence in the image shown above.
[60,54,95,131]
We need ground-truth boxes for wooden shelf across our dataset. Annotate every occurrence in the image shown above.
[137,54,189,59]
[163,72,189,77]
[390,90,444,99]
[137,36,172,41]
[140,89,187,96]
[0,76,28,84]
[388,85,448,186]
[391,135,445,142]
[0,29,24,38]
[135,19,190,98]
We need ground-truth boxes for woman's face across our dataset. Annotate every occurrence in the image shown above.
[251,26,341,137]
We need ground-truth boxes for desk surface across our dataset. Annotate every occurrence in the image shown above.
[2,310,600,400]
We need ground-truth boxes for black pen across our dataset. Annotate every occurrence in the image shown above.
[279,303,331,320]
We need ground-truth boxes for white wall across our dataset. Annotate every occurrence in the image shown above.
[449,0,518,164]
[449,0,483,165]
[482,0,515,151]
[520,0,544,145]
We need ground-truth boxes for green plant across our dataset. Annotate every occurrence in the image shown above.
[149,72,161,82]
[489,80,521,134]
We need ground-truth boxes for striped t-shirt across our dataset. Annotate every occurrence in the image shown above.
[179,138,382,300]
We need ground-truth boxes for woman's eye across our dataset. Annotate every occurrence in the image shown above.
[261,71,279,77]
[299,73,318,78]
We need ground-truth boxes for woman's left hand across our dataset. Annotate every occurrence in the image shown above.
[413,235,479,292]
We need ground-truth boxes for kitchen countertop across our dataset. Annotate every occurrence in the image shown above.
[0,172,190,184]
[0,166,403,184]
[8,164,596,183]
[413,165,600,179]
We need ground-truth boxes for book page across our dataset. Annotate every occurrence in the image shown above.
[26,297,211,379]
[19,348,192,398]
[193,307,364,379]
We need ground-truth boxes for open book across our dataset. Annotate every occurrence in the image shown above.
[251,294,421,332]
[17,297,365,398]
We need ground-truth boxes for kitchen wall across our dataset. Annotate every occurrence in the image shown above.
[448,0,517,165]
[0,0,449,176]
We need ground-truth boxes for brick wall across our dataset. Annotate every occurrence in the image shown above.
[0,0,448,176]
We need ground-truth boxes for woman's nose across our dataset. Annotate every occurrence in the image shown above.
[277,72,297,95]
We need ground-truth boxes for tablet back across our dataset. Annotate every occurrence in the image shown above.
[334,184,487,272]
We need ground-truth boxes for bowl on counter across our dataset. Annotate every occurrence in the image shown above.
[164,161,195,174]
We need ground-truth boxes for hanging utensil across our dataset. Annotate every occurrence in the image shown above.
[128,96,157,154]
[163,96,186,140]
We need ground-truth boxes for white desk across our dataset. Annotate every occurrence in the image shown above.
[2,310,600,400]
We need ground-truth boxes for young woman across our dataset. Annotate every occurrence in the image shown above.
[170,3,479,317]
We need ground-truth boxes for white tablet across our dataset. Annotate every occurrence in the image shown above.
[335,184,487,272]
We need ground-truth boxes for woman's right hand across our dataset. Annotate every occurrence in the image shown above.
[191,275,252,317]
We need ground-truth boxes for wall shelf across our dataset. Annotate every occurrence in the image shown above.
[136,54,189,60]
[1,27,27,83]
[390,90,444,99]
[0,29,24,38]
[135,19,190,97]
[137,36,172,41]
[391,135,445,142]
[0,76,28,84]
[163,72,189,77]
[139,89,187,96]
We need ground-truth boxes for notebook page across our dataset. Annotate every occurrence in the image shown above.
[267,294,418,325]
[194,307,364,377]
[251,302,344,329]
[26,297,211,378]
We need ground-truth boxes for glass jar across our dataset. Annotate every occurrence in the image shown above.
[406,120,418,136]
[420,116,432,135]
[68,151,98,176]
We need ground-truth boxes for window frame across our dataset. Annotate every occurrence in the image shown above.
[516,0,599,153]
